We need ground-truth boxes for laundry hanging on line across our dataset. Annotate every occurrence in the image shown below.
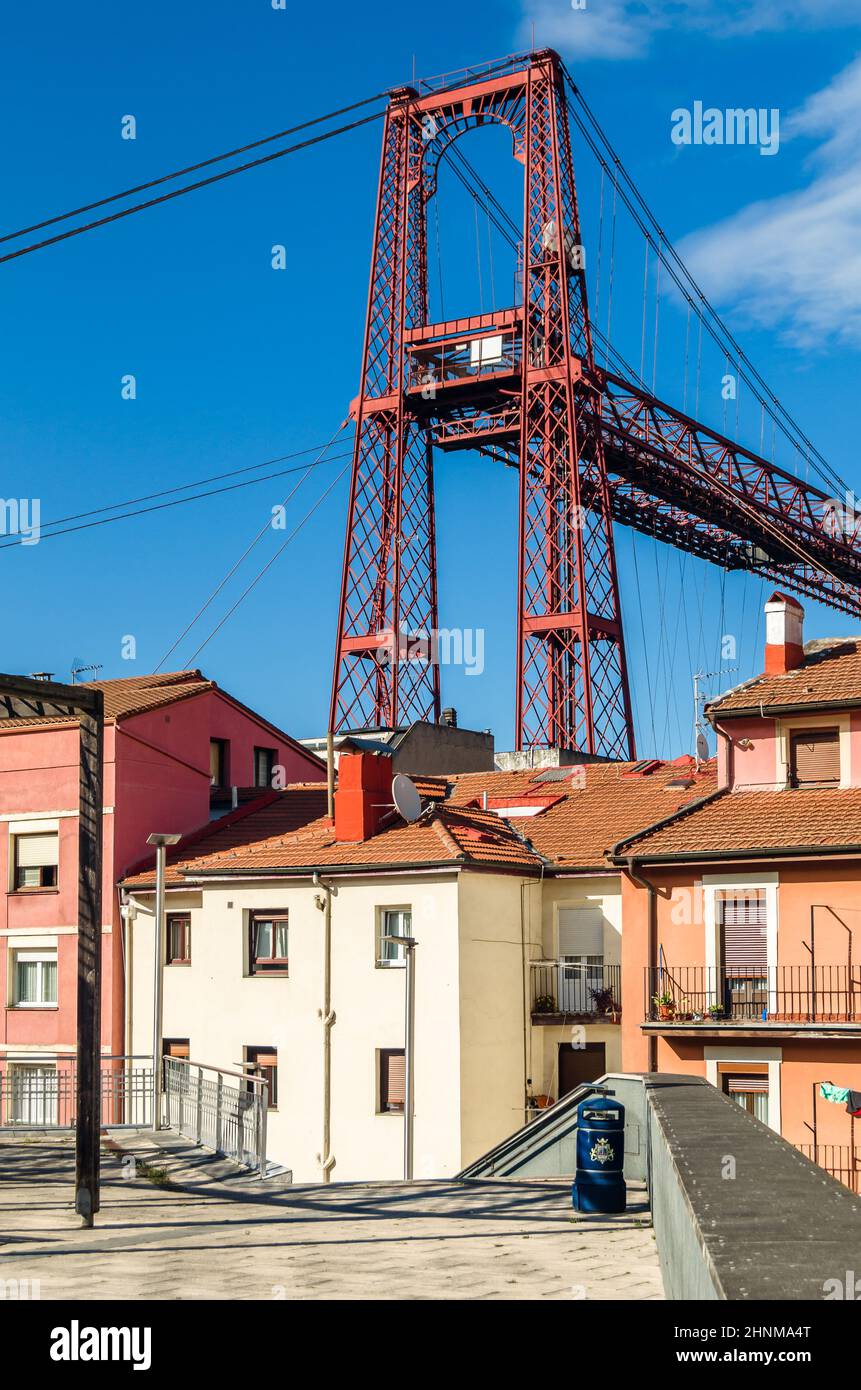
[819,1083,849,1104]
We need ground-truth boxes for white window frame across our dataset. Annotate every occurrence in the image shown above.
[775,712,850,789]
[8,1061,58,1124]
[704,1045,782,1134]
[11,948,58,1008]
[9,828,59,892]
[703,872,778,1014]
[376,907,411,968]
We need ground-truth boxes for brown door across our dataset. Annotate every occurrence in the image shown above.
[558,1042,606,1099]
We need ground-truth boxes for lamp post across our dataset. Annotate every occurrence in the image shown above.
[147,832,181,1130]
[382,933,418,1180]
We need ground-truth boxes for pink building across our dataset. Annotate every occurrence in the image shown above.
[616,596,861,1190]
[0,670,323,1121]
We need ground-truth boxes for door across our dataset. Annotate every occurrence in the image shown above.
[718,891,768,1019]
[558,908,604,1014]
[558,1042,606,1099]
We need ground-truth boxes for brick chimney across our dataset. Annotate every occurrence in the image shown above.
[764,592,805,674]
[333,751,393,842]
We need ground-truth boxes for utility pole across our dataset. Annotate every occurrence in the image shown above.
[147,833,181,1129]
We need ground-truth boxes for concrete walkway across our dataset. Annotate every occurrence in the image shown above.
[0,1132,664,1300]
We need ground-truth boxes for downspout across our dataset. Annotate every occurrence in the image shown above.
[314,872,336,1181]
[627,857,658,1073]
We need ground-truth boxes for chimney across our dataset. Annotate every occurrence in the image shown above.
[764,592,805,674]
[333,751,393,842]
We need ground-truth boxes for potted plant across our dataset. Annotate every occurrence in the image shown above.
[708,1003,725,1020]
[591,986,620,1020]
[533,992,557,1014]
[653,991,676,1021]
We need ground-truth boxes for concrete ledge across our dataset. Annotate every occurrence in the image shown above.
[645,1074,861,1300]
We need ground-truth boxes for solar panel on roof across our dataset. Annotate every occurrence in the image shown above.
[531,767,576,783]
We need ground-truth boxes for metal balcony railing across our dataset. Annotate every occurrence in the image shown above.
[0,1055,153,1128]
[644,965,861,1024]
[163,1058,268,1177]
[531,961,621,1019]
[796,1144,861,1195]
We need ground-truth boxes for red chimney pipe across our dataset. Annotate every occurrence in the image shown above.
[333,751,393,842]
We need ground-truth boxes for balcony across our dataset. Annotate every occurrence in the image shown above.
[644,965,861,1033]
[531,960,621,1023]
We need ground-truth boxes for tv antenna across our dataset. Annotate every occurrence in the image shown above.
[693,667,737,768]
[71,660,103,684]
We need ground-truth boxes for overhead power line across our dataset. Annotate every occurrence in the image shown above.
[156,420,349,670]
[0,108,386,265]
[0,445,352,551]
[184,457,353,664]
[0,92,390,247]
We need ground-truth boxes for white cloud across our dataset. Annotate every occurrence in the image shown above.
[679,55,861,348]
[519,0,861,61]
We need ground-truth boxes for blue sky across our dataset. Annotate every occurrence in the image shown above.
[2,0,860,758]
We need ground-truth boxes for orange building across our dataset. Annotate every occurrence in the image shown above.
[613,594,861,1189]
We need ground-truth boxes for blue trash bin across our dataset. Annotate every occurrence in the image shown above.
[572,1094,626,1213]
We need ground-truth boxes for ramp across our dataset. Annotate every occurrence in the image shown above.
[458,1074,648,1182]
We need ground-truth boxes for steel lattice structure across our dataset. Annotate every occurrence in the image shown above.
[330,50,861,756]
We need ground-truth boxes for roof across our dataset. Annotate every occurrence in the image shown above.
[0,671,324,770]
[123,754,717,888]
[707,638,861,716]
[123,786,543,887]
[611,785,861,862]
[446,758,716,869]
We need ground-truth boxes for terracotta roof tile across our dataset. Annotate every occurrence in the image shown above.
[614,786,861,860]
[123,756,717,887]
[709,639,861,714]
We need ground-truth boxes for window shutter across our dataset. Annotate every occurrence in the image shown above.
[726,1077,769,1094]
[166,1040,190,1060]
[382,1050,406,1108]
[791,729,840,786]
[16,833,59,867]
[558,908,603,958]
[721,892,767,970]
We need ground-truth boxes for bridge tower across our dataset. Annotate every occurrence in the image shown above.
[330,49,635,755]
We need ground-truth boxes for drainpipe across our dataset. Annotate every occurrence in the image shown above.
[627,857,658,1074]
[313,872,337,1181]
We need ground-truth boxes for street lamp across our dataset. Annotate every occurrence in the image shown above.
[147,832,181,1129]
[382,933,418,1180]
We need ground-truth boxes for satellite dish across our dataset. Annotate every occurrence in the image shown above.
[392,773,422,823]
[696,732,710,762]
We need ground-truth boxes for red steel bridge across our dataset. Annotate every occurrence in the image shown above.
[330,49,861,758]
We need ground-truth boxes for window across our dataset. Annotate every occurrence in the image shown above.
[9,1063,57,1124]
[249,912,288,975]
[789,728,840,788]
[163,1038,190,1090]
[245,1046,277,1108]
[12,949,58,1007]
[377,907,411,967]
[253,746,276,789]
[210,738,229,788]
[166,914,191,965]
[379,1049,405,1113]
[720,1066,769,1125]
[12,832,58,891]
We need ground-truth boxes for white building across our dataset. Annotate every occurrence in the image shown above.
[124,751,714,1182]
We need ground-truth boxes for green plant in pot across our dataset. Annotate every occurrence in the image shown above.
[533,992,557,1014]
[652,990,675,1020]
